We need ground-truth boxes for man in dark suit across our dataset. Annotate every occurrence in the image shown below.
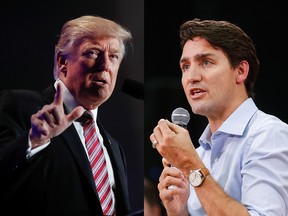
[0,15,132,216]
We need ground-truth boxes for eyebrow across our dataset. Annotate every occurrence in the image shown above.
[179,53,214,64]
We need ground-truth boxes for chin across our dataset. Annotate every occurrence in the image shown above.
[191,104,204,115]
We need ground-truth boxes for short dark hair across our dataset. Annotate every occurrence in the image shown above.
[179,18,260,99]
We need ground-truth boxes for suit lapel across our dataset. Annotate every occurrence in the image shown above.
[98,120,130,213]
[42,85,98,192]
[61,126,97,191]
[97,120,128,191]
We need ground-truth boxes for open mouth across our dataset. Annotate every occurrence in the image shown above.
[92,79,107,84]
[191,88,204,96]
[91,75,108,85]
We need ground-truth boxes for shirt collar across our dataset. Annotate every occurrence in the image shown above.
[199,98,258,148]
[217,98,258,135]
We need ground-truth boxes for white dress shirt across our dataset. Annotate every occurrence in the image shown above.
[188,98,288,216]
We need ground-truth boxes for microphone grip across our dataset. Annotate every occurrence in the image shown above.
[169,107,190,189]
[168,184,178,190]
[168,165,183,190]
[167,123,188,189]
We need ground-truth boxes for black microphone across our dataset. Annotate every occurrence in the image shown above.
[171,107,190,128]
[122,78,144,100]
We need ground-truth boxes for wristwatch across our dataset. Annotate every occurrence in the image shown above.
[188,167,210,187]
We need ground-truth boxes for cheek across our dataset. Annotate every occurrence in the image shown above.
[181,75,186,87]
[108,71,118,89]
[67,60,86,75]
[68,70,85,83]
[181,76,189,92]
[211,74,233,90]
[111,68,119,80]
[209,77,232,102]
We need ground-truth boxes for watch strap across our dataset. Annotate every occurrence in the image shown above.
[198,167,210,178]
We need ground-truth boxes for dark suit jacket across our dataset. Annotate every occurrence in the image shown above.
[0,85,131,216]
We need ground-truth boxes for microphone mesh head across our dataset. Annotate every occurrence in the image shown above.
[171,107,190,126]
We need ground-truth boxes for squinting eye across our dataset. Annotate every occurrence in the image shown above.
[110,54,119,60]
[82,50,98,59]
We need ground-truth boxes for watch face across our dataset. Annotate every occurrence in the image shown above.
[189,171,203,186]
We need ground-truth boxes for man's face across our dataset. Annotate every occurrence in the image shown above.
[180,37,240,120]
[61,37,122,110]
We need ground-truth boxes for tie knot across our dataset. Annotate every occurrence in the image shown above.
[78,110,93,125]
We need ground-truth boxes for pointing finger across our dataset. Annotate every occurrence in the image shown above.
[53,82,64,106]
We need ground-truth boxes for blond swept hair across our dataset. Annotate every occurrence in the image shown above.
[53,15,132,80]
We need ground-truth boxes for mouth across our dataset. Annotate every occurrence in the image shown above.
[92,79,107,84]
[190,88,204,95]
[189,88,206,99]
[91,75,108,85]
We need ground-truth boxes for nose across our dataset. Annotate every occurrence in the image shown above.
[96,52,112,72]
[186,65,201,83]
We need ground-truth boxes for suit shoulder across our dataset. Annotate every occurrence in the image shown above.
[0,89,43,102]
[0,89,45,117]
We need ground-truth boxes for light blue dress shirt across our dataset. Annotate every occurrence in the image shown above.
[188,98,288,216]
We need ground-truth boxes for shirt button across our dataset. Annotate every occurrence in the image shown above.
[214,158,219,163]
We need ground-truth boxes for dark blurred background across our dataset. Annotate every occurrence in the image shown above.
[1,0,288,214]
[0,0,144,213]
[144,0,288,202]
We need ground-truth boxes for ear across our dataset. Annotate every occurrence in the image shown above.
[235,60,249,84]
[56,52,68,75]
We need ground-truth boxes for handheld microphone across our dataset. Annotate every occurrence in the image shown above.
[171,107,190,128]
[168,107,190,190]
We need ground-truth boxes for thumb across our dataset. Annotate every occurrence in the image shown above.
[67,106,85,122]
[162,157,172,168]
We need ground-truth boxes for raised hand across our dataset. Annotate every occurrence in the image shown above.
[29,82,85,148]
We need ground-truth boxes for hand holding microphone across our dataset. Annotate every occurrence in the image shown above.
[168,107,190,189]
[151,106,191,152]
[151,107,190,149]
[150,106,194,166]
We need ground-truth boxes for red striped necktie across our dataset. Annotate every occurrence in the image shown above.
[82,111,115,215]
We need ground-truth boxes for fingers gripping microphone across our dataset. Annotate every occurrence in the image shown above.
[168,107,190,190]
[171,107,190,128]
